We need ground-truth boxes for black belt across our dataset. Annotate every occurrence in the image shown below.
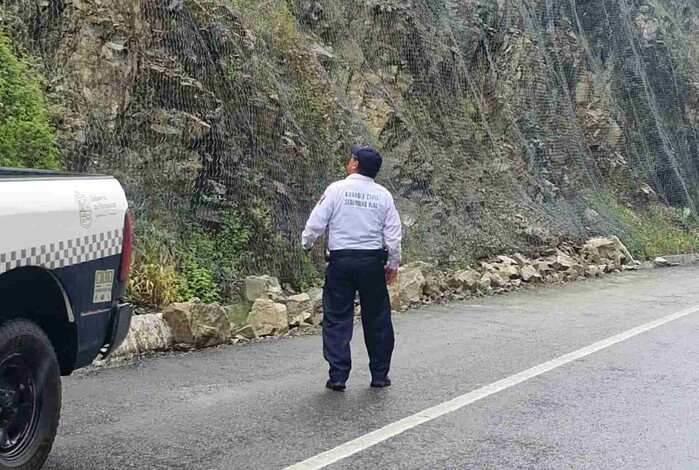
[327,249,388,264]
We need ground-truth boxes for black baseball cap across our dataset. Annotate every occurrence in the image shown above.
[349,144,383,178]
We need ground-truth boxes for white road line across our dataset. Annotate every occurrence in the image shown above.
[284,304,699,470]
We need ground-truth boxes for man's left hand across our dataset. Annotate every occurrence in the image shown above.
[385,267,398,286]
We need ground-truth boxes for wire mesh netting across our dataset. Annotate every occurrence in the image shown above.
[2,0,699,305]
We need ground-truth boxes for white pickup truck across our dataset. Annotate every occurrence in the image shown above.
[0,168,133,469]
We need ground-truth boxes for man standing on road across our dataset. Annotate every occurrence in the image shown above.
[302,145,402,391]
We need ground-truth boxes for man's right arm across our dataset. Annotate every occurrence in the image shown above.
[301,185,336,251]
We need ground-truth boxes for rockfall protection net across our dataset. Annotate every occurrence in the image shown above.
[2,0,699,302]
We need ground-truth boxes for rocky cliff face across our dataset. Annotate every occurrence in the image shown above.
[2,0,698,295]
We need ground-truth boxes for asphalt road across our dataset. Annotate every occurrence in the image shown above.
[45,266,699,470]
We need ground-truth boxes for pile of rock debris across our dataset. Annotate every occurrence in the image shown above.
[113,236,643,357]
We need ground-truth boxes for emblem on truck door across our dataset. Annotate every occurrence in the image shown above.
[75,191,93,228]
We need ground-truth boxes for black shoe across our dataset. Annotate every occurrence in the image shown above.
[370,378,392,388]
[326,381,346,391]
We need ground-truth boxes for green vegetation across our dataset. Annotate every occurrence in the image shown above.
[128,212,256,309]
[175,213,254,304]
[127,227,179,309]
[620,206,699,259]
[0,32,59,169]
[597,197,699,259]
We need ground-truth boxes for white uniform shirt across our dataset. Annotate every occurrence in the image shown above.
[301,174,402,269]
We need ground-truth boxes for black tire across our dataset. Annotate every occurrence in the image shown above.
[0,320,61,470]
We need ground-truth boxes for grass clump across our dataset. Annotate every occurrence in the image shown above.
[127,228,179,309]
[596,196,699,259]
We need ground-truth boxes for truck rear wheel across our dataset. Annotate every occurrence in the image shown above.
[0,320,61,470]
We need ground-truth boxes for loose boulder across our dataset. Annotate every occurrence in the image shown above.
[404,261,442,297]
[389,265,426,311]
[653,257,678,268]
[497,255,517,266]
[483,272,508,287]
[305,287,324,324]
[571,263,586,276]
[512,253,531,266]
[307,287,323,311]
[520,265,542,282]
[246,299,289,337]
[245,275,283,302]
[498,265,520,279]
[286,293,312,317]
[583,236,634,268]
[534,261,552,272]
[448,269,481,290]
[233,325,258,340]
[551,252,576,271]
[163,300,233,348]
[286,293,313,328]
[113,313,174,356]
[289,311,313,328]
[585,265,602,277]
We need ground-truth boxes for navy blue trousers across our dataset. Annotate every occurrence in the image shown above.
[322,251,394,384]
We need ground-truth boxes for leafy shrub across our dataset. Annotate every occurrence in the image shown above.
[174,212,253,303]
[127,228,179,309]
[0,32,59,169]
[175,260,220,304]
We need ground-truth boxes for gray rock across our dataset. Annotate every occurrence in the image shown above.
[233,325,258,340]
[571,263,586,276]
[307,287,323,303]
[309,43,335,59]
[404,261,442,297]
[163,301,233,348]
[480,262,498,272]
[653,257,678,268]
[113,313,174,356]
[286,293,312,318]
[448,269,481,290]
[246,299,288,337]
[583,236,634,266]
[482,272,507,288]
[497,255,517,266]
[512,253,531,266]
[498,265,520,279]
[520,265,542,282]
[585,265,602,277]
[309,312,323,326]
[534,261,552,272]
[289,311,313,328]
[305,287,324,316]
[551,252,576,271]
[245,275,283,302]
[389,265,426,311]
[584,208,600,226]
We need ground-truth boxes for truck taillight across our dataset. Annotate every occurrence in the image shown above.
[119,211,133,282]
